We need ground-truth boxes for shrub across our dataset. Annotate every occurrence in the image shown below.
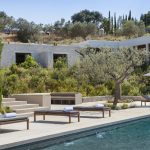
[104,103,121,110]
[4,106,13,113]
[111,105,121,110]
[0,106,12,114]
[104,103,113,108]
[122,80,131,95]
[94,84,110,96]
[107,99,133,103]
[128,87,140,96]
[121,99,133,103]
[0,107,5,114]
[2,52,149,98]
[121,103,128,109]
[20,55,40,69]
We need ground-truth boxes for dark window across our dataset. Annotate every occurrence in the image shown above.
[149,44,150,51]
[51,100,75,105]
[16,53,31,65]
[53,54,68,67]
[137,45,146,49]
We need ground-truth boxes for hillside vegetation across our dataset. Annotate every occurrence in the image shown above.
[0,10,150,44]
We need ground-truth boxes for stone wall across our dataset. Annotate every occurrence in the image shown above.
[10,93,51,107]
[82,96,145,103]
[82,96,113,103]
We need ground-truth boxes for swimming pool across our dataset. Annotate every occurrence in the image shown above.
[4,117,150,150]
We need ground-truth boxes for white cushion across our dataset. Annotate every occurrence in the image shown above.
[0,115,4,118]
[4,113,16,118]
[95,104,104,108]
[64,107,73,112]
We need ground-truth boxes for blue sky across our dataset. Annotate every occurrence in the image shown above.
[0,0,150,24]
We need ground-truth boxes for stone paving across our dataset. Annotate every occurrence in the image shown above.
[0,101,150,149]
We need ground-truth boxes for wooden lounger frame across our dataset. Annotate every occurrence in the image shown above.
[0,117,29,130]
[73,107,111,118]
[140,100,150,106]
[34,110,80,123]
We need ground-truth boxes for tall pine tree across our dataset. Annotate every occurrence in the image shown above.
[114,13,117,36]
[128,10,132,20]
[111,16,114,34]
[125,15,128,21]
[109,11,111,34]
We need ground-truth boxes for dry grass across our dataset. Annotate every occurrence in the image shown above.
[1,32,146,45]
[0,33,18,42]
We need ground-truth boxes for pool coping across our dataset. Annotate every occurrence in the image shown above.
[1,114,150,150]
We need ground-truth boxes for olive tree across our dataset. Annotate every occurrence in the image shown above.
[16,18,41,43]
[122,21,138,38]
[78,47,147,106]
[69,22,97,39]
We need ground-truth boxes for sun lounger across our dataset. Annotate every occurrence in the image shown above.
[133,96,150,106]
[34,110,80,123]
[0,116,29,130]
[73,106,111,118]
[140,100,150,106]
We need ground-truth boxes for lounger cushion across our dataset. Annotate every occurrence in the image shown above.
[95,104,104,108]
[0,114,4,118]
[0,116,28,122]
[34,110,79,114]
[4,113,16,118]
[64,106,73,111]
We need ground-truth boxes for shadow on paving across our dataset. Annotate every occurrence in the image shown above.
[0,129,20,134]
[31,120,69,124]
[134,106,150,108]
[80,116,103,119]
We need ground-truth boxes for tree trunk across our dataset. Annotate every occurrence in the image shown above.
[0,71,3,109]
[0,84,2,109]
[113,82,121,106]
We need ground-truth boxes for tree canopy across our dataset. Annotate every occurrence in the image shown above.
[122,20,145,38]
[16,18,42,43]
[0,10,148,43]
[140,11,150,26]
[69,22,97,39]
[0,11,14,31]
[71,9,103,25]
[79,47,147,106]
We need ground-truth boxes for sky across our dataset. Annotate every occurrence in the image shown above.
[0,0,150,24]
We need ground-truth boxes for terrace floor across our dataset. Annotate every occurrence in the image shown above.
[0,101,150,149]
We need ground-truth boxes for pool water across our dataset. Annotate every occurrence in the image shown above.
[43,118,150,150]
[7,117,150,150]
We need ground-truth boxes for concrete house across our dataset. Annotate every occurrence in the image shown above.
[1,43,80,68]
[1,36,150,68]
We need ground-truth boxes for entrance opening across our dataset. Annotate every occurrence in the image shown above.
[16,53,31,65]
[137,45,146,49]
[53,54,68,67]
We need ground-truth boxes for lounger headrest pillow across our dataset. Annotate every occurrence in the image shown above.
[64,107,73,111]
[0,114,4,118]
[95,104,104,108]
[4,112,17,118]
